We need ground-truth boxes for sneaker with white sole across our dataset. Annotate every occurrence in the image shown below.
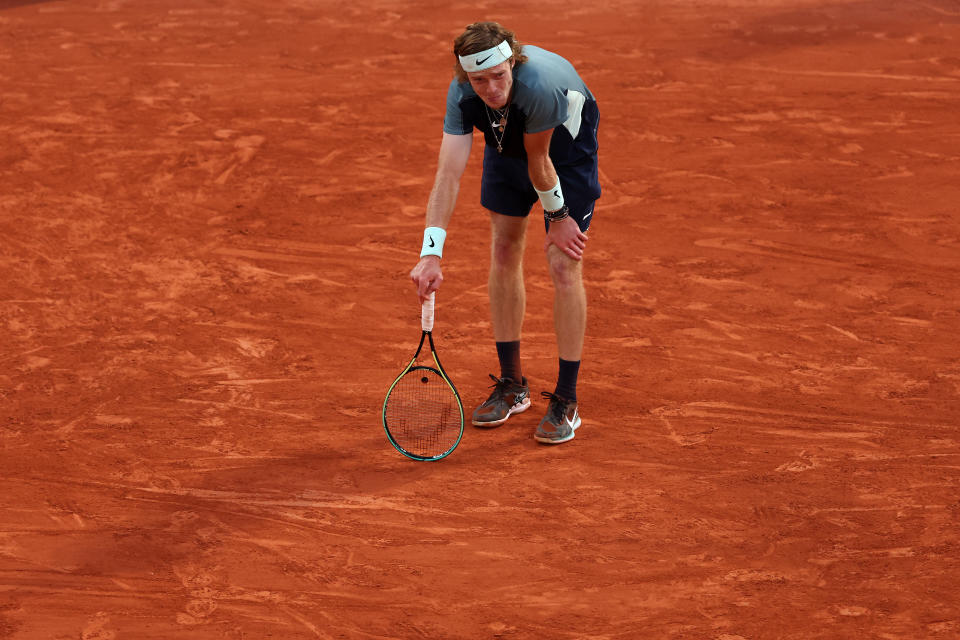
[472,374,530,428]
[534,392,580,444]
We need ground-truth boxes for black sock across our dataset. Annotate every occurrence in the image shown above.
[554,358,580,402]
[495,341,522,382]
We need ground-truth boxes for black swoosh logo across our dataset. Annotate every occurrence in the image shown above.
[475,54,493,66]
[553,190,560,198]
[428,236,435,247]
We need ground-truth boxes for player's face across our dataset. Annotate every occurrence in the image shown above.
[467,60,514,109]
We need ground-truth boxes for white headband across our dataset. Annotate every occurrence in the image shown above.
[458,40,513,73]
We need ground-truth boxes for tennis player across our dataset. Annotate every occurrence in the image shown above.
[409,21,600,445]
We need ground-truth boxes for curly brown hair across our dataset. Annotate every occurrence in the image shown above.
[452,21,528,83]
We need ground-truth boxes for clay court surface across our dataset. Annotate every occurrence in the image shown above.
[2,0,960,637]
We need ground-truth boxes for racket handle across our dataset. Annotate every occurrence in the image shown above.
[421,291,435,332]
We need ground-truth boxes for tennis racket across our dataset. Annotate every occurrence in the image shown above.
[382,292,464,461]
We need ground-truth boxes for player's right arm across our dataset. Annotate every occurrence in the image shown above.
[410,132,473,304]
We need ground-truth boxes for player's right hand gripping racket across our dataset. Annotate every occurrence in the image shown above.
[382,292,464,461]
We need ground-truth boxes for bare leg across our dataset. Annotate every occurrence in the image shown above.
[488,212,528,342]
[472,215,532,428]
[546,244,586,360]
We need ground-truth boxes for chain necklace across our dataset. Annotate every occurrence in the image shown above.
[484,103,509,153]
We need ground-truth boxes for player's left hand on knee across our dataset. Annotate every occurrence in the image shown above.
[545,216,588,260]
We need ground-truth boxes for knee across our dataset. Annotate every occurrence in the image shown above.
[547,250,582,290]
[491,236,523,272]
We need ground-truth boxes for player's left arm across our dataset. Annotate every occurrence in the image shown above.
[524,129,587,260]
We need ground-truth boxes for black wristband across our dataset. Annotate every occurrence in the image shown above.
[544,204,570,222]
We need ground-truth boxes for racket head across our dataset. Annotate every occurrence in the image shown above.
[382,363,464,461]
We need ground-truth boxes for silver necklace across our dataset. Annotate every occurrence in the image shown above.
[485,104,509,153]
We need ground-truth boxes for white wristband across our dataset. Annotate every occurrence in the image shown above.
[420,226,446,258]
[535,181,564,212]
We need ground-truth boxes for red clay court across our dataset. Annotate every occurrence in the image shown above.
[1,0,959,638]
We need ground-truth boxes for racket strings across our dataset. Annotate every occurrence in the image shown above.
[385,368,460,458]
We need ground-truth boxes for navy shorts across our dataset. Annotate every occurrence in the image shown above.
[480,102,601,232]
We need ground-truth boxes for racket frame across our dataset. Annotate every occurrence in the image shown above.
[382,295,464,461]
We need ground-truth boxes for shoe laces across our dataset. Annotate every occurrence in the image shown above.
[540,391,568,422]
[487,374,517,398]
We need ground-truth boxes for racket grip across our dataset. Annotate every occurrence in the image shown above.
[421,291,435,332]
